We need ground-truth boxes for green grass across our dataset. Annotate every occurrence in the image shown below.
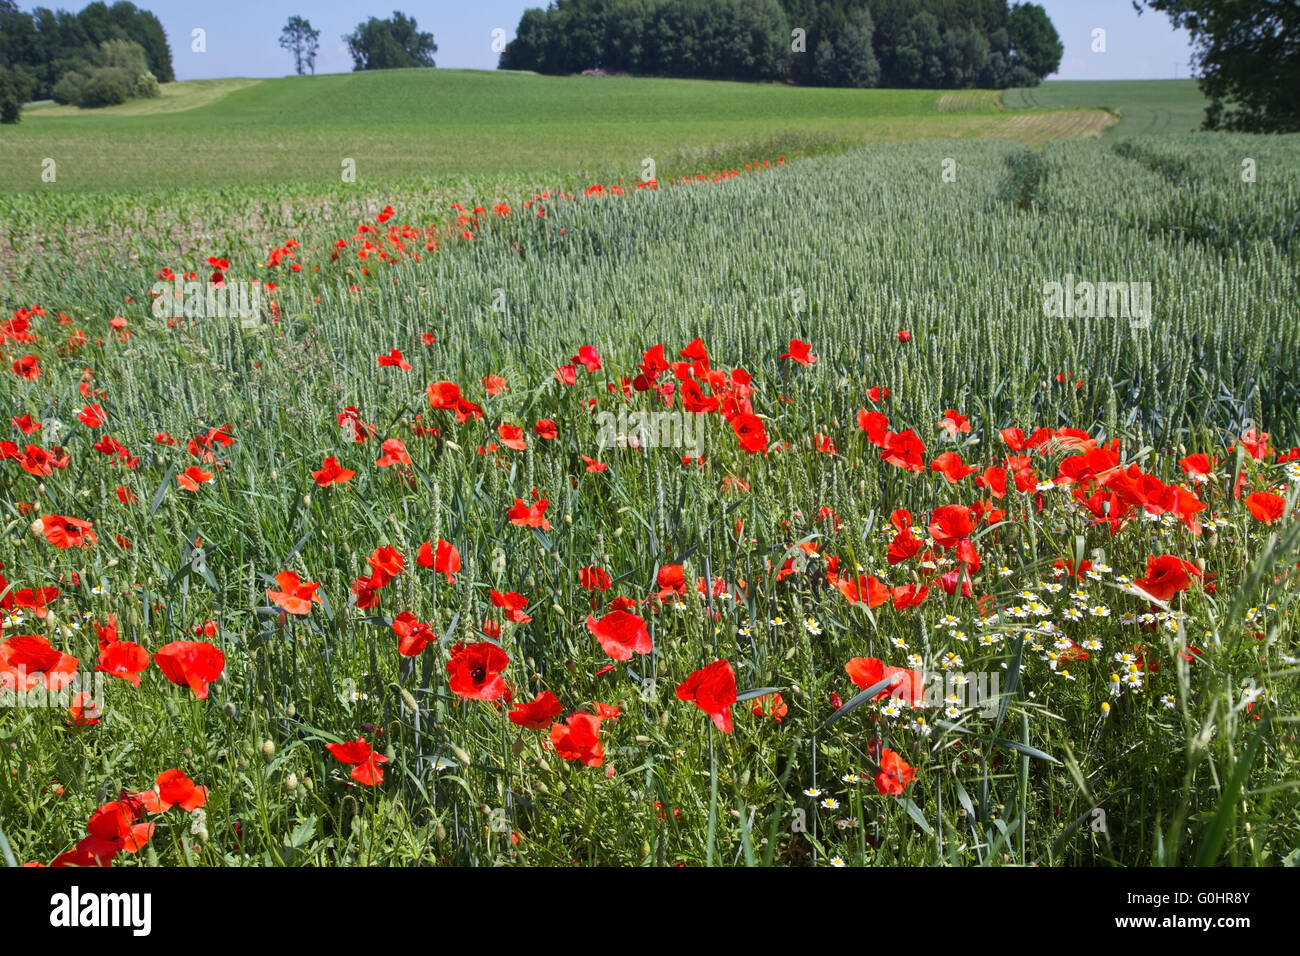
[1005,79,1209,136]
[0,69,1111,193]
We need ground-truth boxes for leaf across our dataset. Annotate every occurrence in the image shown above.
[735,686,780,703]
[936,720,1060,764]
[149,464,176,516]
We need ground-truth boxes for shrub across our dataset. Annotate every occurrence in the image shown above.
[134,70,160,99]
[995,147,1049,211]
[51,71,89,106]
[78,67,133,108]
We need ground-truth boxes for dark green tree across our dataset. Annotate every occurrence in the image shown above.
[280,16,320,75]
[1135,0,1299,132]
[344,11,436,71]
[1007,2,1061,81]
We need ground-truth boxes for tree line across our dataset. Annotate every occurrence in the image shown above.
[499,0,1063,88]
[0,0,171,117]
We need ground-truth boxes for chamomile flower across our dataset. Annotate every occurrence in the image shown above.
[804,617,822,635]
[1160,694,1176,709]
[829,857,846,867]
[821,798,840,810]
[803,788,822,798]
[770,616,787,627]
[1090,604,1111,618]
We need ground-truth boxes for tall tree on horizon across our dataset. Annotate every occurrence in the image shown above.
[279,16,320,76]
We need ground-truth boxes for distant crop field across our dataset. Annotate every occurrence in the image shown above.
[1005,79,1209,135]
[0,69,1111,193]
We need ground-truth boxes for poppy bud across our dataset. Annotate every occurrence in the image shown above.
[262,740,275,757]
[285,773,298,791]
[534,781,549,794]
[303,495,311,507]
[285,703,295,718]
[659,711,670,729]
[400,688,418,714]
[564,514,573,525]
[512,737,524,757]
[302,777,314,791]
[28,518,42,537]
[552,604,562,614]
[451,744,471,765]
[536,759,551,774]
[635,735,651,745]
[222,702,237,719]
[435,823,447,840]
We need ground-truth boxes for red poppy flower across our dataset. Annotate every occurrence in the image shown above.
[676,659,737,733]
[377,348,410,369]
[509,689,563,729]
[491,589,532,624]
[177,465,213,491]
[1133,554,1201,601]
[550,712,604,766]
[0,634,79,691]
[586,610,652,661]
[880,429,925,471]
[507,497,552,530]
[928,505,975,549]
[326,737,388,785]
[498,423,527,450]
[376,437,411,467]
[581,454,608,473]
[875,748,916,795]
[154,769,208,811]
[579,566,612,590]
[572,345,602,372]
[153,640,225,699]
[780,339,816,365]
[534,419,558,439]
[731,413,767,454]
[417,538,460,582]
[930,451,977,483]
[446,641,510,701]
[86,799,154,853]
[267,571,322,615]
[1245,492,1285,525]
[392,611,436,657]
[12,354,40,380]
[39,514,97,549]
[428,381,462,409]
[77,404,106,427]
[312,456,355,486]
[937,409,970,435]
[845,657,924,706]
[95,639,150,686]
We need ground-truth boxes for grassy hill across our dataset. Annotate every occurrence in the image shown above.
[1,68,1112,193]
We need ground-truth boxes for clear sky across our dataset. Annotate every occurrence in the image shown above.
[52,0,1197,82]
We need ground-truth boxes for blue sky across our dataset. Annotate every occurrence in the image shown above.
[62,0,1197,82]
